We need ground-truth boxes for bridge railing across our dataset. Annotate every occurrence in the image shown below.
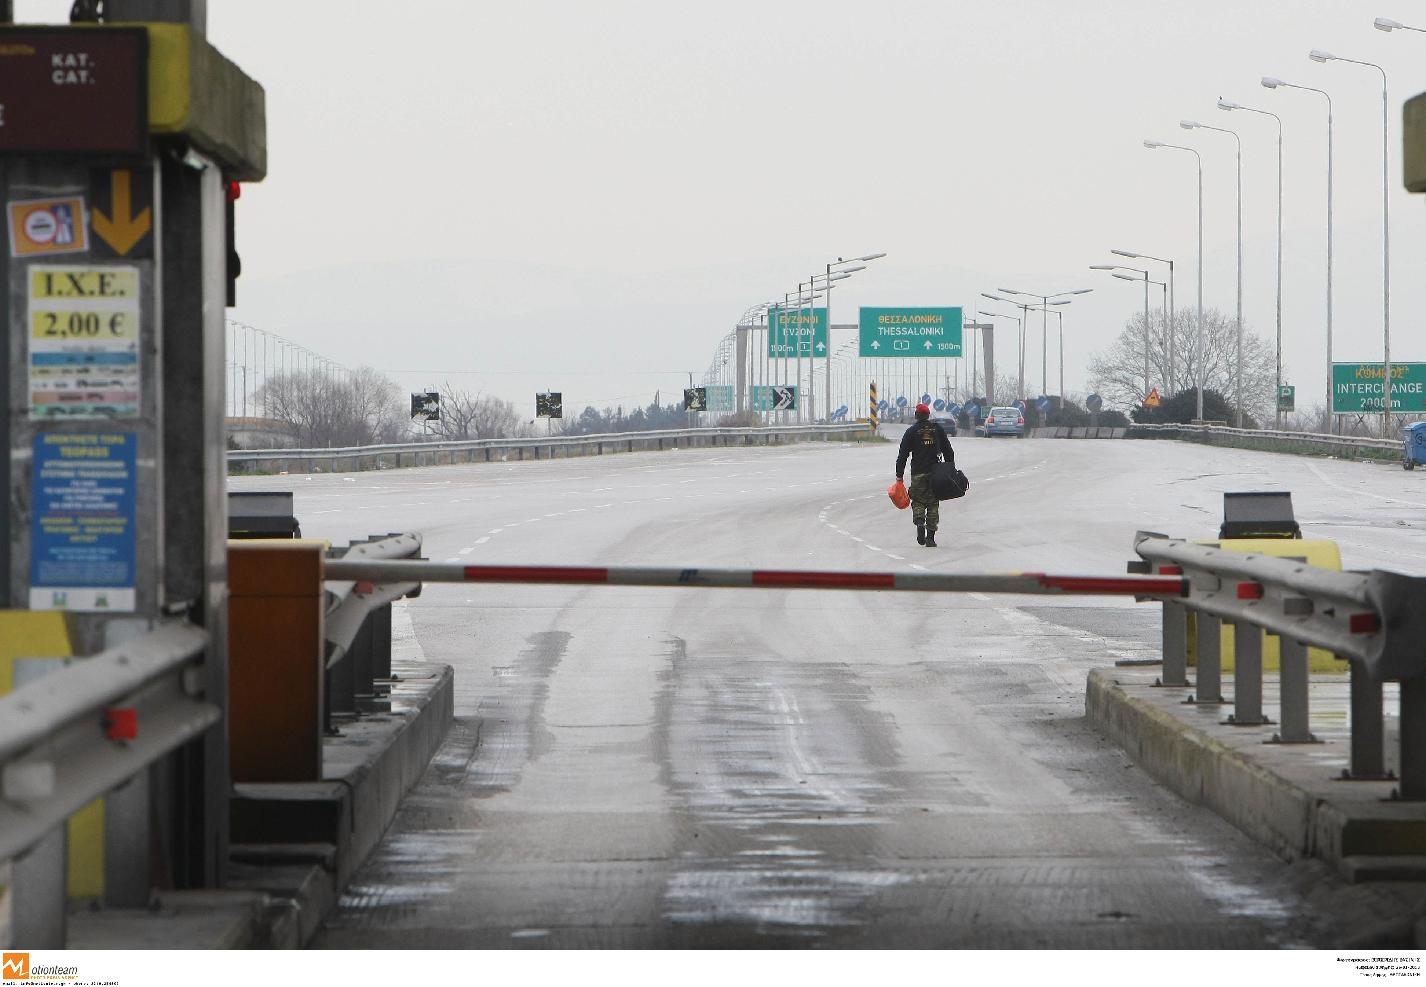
[1130,532,1426,797]
[1129,422,1401,459]
[0,623,215,946]
[227,423,872,474]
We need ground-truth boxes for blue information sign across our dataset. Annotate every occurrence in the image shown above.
[896,396,908,408]
[30,432,137,611]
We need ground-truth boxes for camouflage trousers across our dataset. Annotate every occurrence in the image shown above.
[909,473,939,529]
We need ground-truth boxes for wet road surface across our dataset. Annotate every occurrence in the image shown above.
[234,436,1426,946]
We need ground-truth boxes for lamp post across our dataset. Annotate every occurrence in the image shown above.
[824,253,885,422]
[1374,16,1426,33]
[1219,99,1285,427]
[980,311,1019,406]
[1180,119,1243,427]
[1111,249,1174,394]
[980,293,1034,399]
[798,271,853,422]
[1115,272,1168,398]
[1311,48,1391,430]
[1143,140,1205,421]
[1262,77,1333,431]
[1309,49,1390,431]
[999,287,1092,397]
[1091,264,1154,402]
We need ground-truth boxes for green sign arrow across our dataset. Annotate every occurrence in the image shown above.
[768,307,827,358]
[859,307,963,358]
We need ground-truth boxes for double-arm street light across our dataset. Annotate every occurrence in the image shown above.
[1143,140,1205,421]
[1262,77,1333,430]
[980,293,1035,399]
[998,287,1093,397]
[1091,264,1156,402]
[1219,98,1287,427]
[1181,118,1244,427]
[1111,250,1175,394]
[1309,49,1390,430]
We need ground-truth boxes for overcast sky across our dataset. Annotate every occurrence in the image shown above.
[19,0,1426,416]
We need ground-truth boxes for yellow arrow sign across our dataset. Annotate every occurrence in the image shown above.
[92,169,152,257]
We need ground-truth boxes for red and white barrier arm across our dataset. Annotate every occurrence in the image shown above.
[324,560,1186,598]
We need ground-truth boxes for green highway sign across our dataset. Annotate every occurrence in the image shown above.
[1331,362,1426,413]
[705,385,734,412]
[752,385,797,411]
[768,307,827,358]
[859,307,963,358]
[1277,385,1295,412]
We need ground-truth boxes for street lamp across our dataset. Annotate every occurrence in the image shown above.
[1111,249,1175,394]
[1181,118,1243,427]
[1220,99,1285,426]
[980,292,1034,399]
[1375,16,1426,33]
[823,253,885,421]
[1143,139,1205,421]
[1092,265,1155,402]
[1000,287,1092,397]
[1310,49,1391,430]
[980,310,1020,406]
[1262,76,1334,431]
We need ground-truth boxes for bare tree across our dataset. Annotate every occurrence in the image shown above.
[257,365,405,448]
[1088,306,1275,424]
[428,383,535,440]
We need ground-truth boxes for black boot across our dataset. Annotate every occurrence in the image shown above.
[916,520,926,545]
[925,528,938,548]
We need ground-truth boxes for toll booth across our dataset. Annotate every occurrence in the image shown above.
[0,2,264,937]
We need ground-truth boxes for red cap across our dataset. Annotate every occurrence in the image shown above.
[915,403,930,415]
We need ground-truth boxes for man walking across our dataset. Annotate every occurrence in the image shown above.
[895,403,954,548]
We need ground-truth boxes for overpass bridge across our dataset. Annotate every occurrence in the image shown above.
[213,432,1424,948]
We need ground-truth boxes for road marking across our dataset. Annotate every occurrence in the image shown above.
[458,546,476,556]
[969,592,991,602]
[490,528,503,534]
[475,536,490,544]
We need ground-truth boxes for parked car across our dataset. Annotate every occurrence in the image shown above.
[983,406,1025,438]
[932,415,958,437]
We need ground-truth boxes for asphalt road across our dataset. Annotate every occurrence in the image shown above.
[232,433,1426,947]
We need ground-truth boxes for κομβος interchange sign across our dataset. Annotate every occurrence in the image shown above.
[1331,362,1426,413]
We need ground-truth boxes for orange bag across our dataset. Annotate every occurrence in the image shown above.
[888,479,910,510]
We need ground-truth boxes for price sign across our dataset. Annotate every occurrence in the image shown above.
[28,265,141,420]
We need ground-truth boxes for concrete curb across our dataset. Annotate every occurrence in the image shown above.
[1086,668,1426,879]
[229,660,454,944]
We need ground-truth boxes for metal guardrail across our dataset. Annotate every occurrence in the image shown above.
[227,423,872,474]
[1131,422,1401,458]
[1130,532,1426,798]
[0,622,214,946]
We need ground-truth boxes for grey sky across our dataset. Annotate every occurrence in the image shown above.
[18,0,1426,416]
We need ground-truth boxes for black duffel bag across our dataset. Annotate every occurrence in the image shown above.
[931,460,970,500]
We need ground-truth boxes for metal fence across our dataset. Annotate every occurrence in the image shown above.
[1129,532,1426,796]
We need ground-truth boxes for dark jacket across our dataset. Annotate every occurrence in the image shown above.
[896,419,954,479]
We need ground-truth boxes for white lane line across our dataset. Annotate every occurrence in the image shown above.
[475,536,490,544]
[969,592,991,602]
[458,547,476,556]
[850,536,864,543]
[886,553,905,561]
[909,563,928,571]
[490,528,504,534]
[865,544,882,552]
[443,556,461,563]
